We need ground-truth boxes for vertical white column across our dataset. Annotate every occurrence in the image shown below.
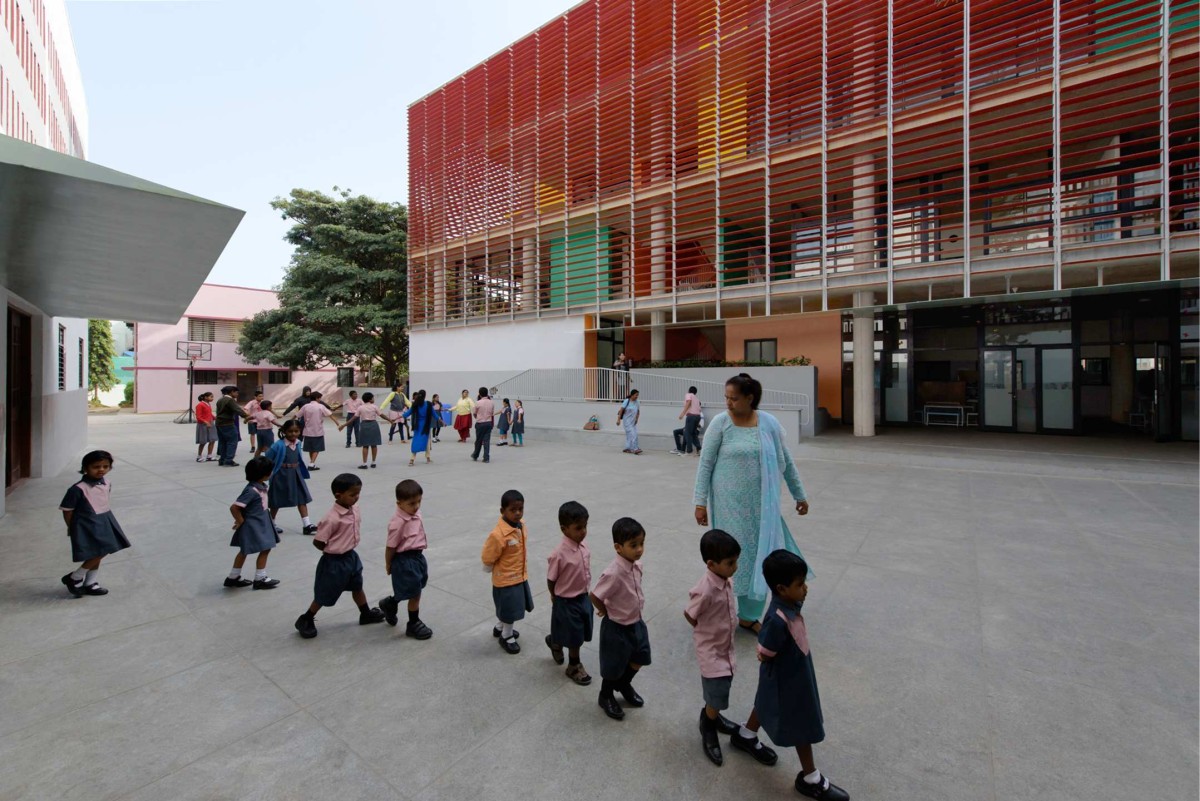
[651,204,668,294]
[853,289,876,437]
[852,153,875,272]
[651,311,667,362]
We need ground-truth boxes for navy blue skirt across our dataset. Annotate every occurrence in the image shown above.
[598,617,651,680]
[304,435,326,453]
[230,511,279,554]
[268,466,312,509]
[389,550,428,600]
[492,580,534,623]
[358,421,382,447]
[550,593,594,648]
[313,550,363,607]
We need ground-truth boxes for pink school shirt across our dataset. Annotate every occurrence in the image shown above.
[234,482,269,511]
[684,392,702,415]
[685,569,738,678]
[386,508,428,552]
[59,478,112,514]
[354,402,382,422]
[299,402,332,437]
[343,398,363,417]
[474,397,495,423]
[592,556,644,625]
[315,503,361,555]
[546,536,591,598]
[251,409,276,429]
[244,399,262,416]
[757,606,811,658]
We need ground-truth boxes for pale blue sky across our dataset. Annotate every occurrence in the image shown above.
[66,0,579,289]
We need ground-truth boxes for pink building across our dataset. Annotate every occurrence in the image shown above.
[133,284,352,414]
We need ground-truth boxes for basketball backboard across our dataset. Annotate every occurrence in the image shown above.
[176,341,212,361]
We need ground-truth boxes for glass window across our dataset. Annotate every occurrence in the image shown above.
[193,369,218,384]
[336,368,355,387]
[78,338,84,389]
[267,371,291,384]
[744,339,778,363]
[57,325,65,391]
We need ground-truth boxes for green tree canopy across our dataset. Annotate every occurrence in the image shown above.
[87,319,119,400]
[238,188,408,383]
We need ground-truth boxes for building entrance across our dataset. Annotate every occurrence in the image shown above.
[982,345,1074,433]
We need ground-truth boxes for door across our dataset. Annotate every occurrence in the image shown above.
[884,352,909,423]
[1015,347,1037,433]
[1041,346,1075,431]
[1155,342,1173,441]
[983,348,1015,429]
[235,371,259,399]
[6,308,32,487]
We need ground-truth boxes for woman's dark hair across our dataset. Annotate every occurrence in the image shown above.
[627,389,639,399]
[612,517,646,545]
[260,399,273,410]
[502,398,511,406]
[392,383,402,392]
[411,390,434,437]
[80,450,114,472]
[331,473,363,495]
[245,455,273,483]
[700,529,741,563]
[726,373,763,410]
[478,386,489,399]
[558,500,589,527]
[501,489,525,509]
[302,386,312,394]
[197,392,208,401]
[762,550,808,594]
[395,479,423,502]
[688,386,698,394]
[362,392,374,402]
[221,385,237,395]
[279,419,301,435]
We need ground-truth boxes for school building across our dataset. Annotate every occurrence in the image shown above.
[406,0,1199,441]
[132,284,352,414]
[0,0,243,514]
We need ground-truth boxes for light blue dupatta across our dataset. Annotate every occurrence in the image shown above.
[749,411,807,602]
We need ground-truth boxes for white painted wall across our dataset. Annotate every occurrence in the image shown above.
[410,317,585,372]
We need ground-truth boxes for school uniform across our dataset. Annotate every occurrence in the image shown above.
[266,440,312,509]
[497,406,511,435]
[250,410,277,447]
[59,476,131,562]
[547,535,593,648]
[194,402,217,444]
[343,398,363,446]
[511,407,525,437]
[312,502,365,607]
[244,399,262,439]
[300,402,332,452]
[214,395,245,465]
[481,516,533,623]
[593,556,651,680]
[685,569,738,711]
[352,403,384,447]
[386,507,428,600]
[230,481,278,554]
[754,596,825,747]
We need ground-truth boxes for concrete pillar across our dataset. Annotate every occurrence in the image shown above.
[853,290,876,437]
[650,205,668,294]
[520,235,536,312]
[651,311,666,363]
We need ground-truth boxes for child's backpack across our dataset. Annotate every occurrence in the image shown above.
[583,415,600,431]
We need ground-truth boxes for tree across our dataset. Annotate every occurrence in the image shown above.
[238,188,408,383]
[87,319,119,401]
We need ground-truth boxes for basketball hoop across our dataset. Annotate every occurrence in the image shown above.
[174,342,213,423]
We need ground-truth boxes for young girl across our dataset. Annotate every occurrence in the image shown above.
[430,394,444,444]
[511,400,525,447]
[266,420,318,536]
[752,550,849,801]
[251,400,281,458]
[244,389,265,452]
[339,391,387,470]
[224,456,280,590]
[402,390,435,467]
[298,390,337,471]
[194,392,217,462]
[59,450,130,596]
[496,398,513,446]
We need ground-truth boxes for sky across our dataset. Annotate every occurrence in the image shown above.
[66,0,581,289]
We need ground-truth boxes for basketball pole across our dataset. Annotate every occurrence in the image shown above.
[186,358,195,423]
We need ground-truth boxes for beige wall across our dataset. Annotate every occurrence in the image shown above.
[726,312,844,419]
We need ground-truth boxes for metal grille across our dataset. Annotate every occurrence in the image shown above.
[187,318,245,344]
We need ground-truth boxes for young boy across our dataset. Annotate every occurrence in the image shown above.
[685,529,778,767]
[590,517,650,720]
[294,473,385,639]
[244,389,265,451]
[343,390,362,448]
[481,489,532,654]
[379,479,433,639]
[545,500,593,685]
[755,550,849,801]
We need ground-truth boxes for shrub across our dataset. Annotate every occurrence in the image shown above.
[122,382,134,407]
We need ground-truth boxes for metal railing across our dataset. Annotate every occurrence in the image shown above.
[494,367,809,424]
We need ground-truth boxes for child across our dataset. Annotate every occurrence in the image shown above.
[430,393,443,443]
[753,550,849,801]
[194,392,217,462]
[511,400,525,447]
[224,456,280,590]
[244,389,265,451]
[266,420,318,536]
[685,529,778,767]
[590,517,650,720]
[378,479,433,639]
[545,500,593,685]
[59,450,130,596]
[340,391,386,469]
[496,398,512,446]
[342,390,362,448]
[480,489,532,654]
[293,473,385,638]
[251,400,280,458]
[298,390,336,470]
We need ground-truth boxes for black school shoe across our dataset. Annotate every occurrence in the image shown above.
[295,614,318,639]
[252,578,280,590]
[492,626,519,639]
[61,574,84,597]
[83,584,108,596]
[598,692,625,720]
[379,596,399,626]
[714,713,740,736]
[729,730,778,765]
[545,635,564,665]
[359,607,386,625]
[617,683,644,707]
[406,619,433,640]
[698,710,724,766]
[499,636,521,654]
[223,576,253,588]
[794,773,850,800]
[302,524,318,536]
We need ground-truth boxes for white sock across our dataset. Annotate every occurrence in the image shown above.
[70,568,86,582]
[254,569,268,580]
[228,569,241,580]
[360,463,368,468]
[501,622,514,638]
[739,725,756,739]
[301,516,312,526]
[84,569,98,586]
[803,769,823,785]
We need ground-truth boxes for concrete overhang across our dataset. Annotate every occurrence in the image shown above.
[0,135,245,323]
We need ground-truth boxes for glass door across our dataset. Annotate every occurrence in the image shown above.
[983,349,1015,429]
[884,352,909,423]
[1015,347,1038,433]
[1155,342,1173,441]
[1040,346,1075,431]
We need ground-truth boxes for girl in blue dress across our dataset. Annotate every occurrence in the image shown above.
[59,450,130,597]
[402,390,436,466]
[753,550,849,801]
[266,420,317,536]
[496,398,512,446]
[224,456,281,590]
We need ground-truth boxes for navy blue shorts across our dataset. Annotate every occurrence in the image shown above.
[550,593,594,648]
[599,617,651,680]
[247,422,258,436]
[389,550,428,600]
[313,550,363,607]
[492,581,533,624]
[257,429,275,448]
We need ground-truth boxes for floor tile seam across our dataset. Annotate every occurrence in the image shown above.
[1110,479,1189,528]
[289,709,418,801]
[0,606,199,670]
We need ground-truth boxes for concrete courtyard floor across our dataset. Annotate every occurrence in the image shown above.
[0,414,1196,801]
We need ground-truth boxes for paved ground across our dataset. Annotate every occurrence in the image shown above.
[0,414,1195,801]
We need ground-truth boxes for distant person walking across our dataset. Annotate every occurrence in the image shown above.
[618,389,642,455]
[613,351,633,398]
[452,389,475,443]
[671,386,704,456]
[471,387,496,464]
[215,386,250,467]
